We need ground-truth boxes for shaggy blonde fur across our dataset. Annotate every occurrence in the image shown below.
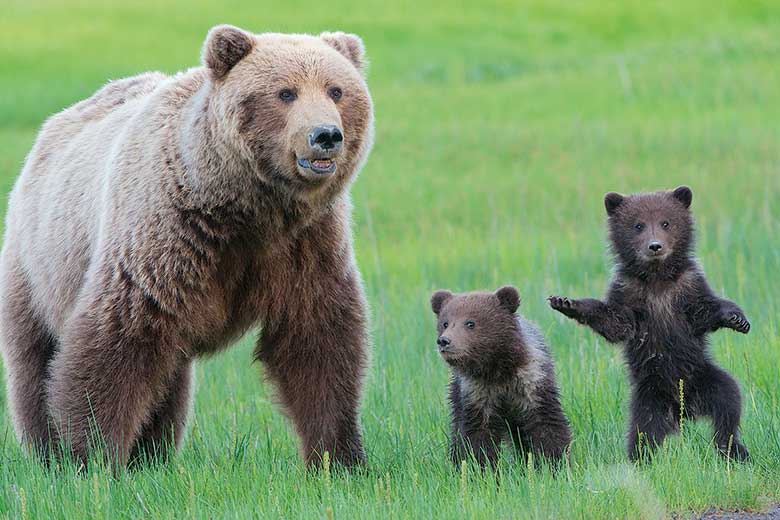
[0,25,374,469]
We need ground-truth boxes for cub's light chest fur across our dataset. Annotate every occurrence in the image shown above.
[619,268,697,323]
[458,321,549,417]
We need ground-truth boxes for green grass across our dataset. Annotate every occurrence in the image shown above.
[2,0,780,518]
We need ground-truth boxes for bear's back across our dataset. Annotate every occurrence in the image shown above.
[30,72,169,176]
[4,72,173,334]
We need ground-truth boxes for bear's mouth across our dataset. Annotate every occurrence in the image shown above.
[297,157,337,175]
[642,250,669,261]
[438,347,460,361]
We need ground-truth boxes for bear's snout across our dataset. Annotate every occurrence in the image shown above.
[309,125,343,154]
[437,336,452,352]
[293,122,344,178]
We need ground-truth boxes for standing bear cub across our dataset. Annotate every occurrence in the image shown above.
[549,186,751,462]
[0,25,374,468]
[431,286,572,468]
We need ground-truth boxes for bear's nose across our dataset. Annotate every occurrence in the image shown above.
[437,336,451,348]
[648,241,663,252]
[309,125,343,153]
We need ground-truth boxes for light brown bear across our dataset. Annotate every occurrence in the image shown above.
[0,25,374,469]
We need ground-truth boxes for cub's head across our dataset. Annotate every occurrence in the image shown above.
[430,286,522,379]
[604,186,694,278]
[201,25,373,193]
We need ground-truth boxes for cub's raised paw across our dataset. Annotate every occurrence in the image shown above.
[728,313,751,334]
[548,296,577,318]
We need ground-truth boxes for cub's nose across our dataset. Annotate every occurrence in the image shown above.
[648,241,663,252]
[309,125,343,153]
[437,336,451,349]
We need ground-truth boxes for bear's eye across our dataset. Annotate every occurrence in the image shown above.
[634,223,645,232]
[328,86,343,102]
[279,89,297,103]
[661,221,670,229]
[442,321,449,329]
[465,320,475,329]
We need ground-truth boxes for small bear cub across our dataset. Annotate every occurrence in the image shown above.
[549,186,751,462]
[431,286,572,468]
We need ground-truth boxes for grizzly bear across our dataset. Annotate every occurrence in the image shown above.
[549,186,751,462]
[0,25,374,469]
[430,286,572,469]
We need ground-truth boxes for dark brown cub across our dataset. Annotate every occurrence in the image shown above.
[549,186,751,462]
[431,286,572,469]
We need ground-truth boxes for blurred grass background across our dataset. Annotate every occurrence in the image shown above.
[1,0,779,518]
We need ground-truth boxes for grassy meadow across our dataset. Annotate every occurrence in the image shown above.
[1,0,779,518]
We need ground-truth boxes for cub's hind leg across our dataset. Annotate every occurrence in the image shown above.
[689,364,749,461]
[0,254,57,456]
[627,386,678,462]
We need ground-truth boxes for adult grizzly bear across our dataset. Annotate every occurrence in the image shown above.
[0,25,374,469]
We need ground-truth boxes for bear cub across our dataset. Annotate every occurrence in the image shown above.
[431,286,572,468]
[549,186,751,462]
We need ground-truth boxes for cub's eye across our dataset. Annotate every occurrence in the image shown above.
[442,321,449,329]
[279,89,297,103]
[465,320,476,329]
[634,223,645,232]
[328,86,343,101]
[661,221,670,229]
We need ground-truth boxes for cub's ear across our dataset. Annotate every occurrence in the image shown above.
[320,32,367,74]
[496,286,521,313]
[203,25,255,80]
[672,185,693,208]
[604,192,625,216]
[431,290,453,315]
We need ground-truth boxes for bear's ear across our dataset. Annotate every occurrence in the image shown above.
[604,192,625,216]
[672,185,693,209]
[320,32,367,74]
[202,25,255,80]
[495,286,521,313]
[431,290,453,315]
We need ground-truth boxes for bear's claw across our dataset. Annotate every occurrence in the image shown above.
[728,313,751,334]
[548,296,575,314]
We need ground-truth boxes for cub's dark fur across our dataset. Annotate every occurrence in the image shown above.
[549,186,750,461]
[431,286,571,468]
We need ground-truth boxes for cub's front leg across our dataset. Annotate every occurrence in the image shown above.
[449,379,501,469]
[548,296,635,343]
[688,295,751,335]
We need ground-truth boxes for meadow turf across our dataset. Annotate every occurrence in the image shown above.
[1,1,779,518]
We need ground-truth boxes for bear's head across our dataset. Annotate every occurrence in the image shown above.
[604,186,694,279]
[430,286,524,380]
[200,25,373,195]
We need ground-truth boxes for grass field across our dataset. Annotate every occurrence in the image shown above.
[1,1,780,518]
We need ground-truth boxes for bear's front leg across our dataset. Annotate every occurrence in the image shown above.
[46,274,184,468]
[513,397,572,467]
[548,296,635,344]
[451,426,501,469]
[129,359,194,466]
[257,248,369,469]
[687,291,750,336]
